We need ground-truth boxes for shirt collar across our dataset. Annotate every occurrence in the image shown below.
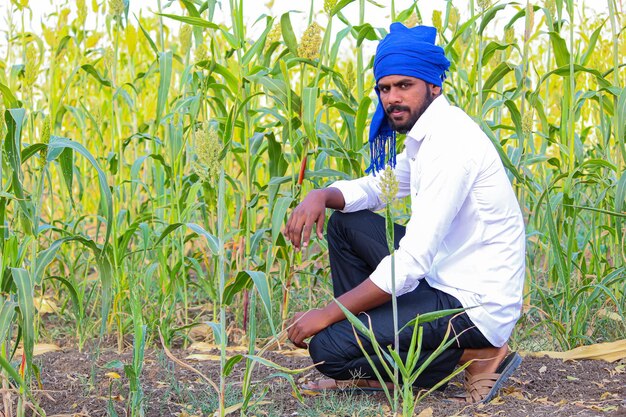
[406,95,449,143]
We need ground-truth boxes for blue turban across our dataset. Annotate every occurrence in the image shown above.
[367,23,450,174]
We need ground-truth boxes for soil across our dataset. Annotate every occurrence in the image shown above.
[7,343,624,417]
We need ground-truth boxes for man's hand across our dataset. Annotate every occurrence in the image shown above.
[287,309,330,349]
[284,188,345,250]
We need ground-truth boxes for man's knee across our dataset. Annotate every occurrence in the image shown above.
[308,330,344,379]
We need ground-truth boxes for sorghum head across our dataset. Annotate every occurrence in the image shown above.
[298,22,322,60]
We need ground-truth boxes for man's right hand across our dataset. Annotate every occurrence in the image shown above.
[284,188,345,250]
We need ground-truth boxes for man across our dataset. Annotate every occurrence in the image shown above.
[284,23,525,403]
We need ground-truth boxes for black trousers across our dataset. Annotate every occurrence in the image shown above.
[308,210,493,388]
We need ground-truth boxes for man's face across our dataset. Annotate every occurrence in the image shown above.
[377,75,441,134]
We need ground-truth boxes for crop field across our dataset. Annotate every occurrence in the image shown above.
[0,0,625,415]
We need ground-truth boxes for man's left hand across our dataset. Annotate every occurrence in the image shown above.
[287,309,330,349]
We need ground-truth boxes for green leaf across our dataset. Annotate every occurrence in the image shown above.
[479,4,507,35]
[46,276,81,320]
[48,136,113,248]
[59,147,74,205]
[135,14,158,55]
[154,223,218,255]
[0,81,20,107]
[482,62,514,98]
[80,64,112,87]
[34,237,72,285]
[400,307,467,333]
[271,197,293,246]
[0,299,16,345]
[548,32,571,68]
[354,23,379,47]
[187,223,219,255]
[330,0,356,16]
[280,12,299,55]
[481,41,511,67]
[158,13,220,30]
[356,96,372,147]
[580,23,604,66]
[246,73,301,116]
[302,87,318,142]
[12,268,34,374]
[156,51,172,125]
[223,271,253,305]
[224,354,244,376]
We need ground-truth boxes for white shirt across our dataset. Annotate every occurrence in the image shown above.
[329,96,525,347]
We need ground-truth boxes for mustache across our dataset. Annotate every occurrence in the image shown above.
[386,105,411,114]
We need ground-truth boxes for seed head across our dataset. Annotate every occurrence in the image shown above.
[193,125,222,183]
[345,61,355,91]
[477,0,492,11]
[24,44,41,87]
[126,24,138,55]
[76,0,88,24]
[522,111,534,135]
[380,165,399,205]
[109,0,125,17]
[504,27,515,44]
[179,24,192,56]
[405,13,419,28]
[266,23,282,45]
[449,6,460,29]
[298,22,322,61]
[324,0,338,15]
[103,46,115,72]
[194,43,209,63]
[10,0,28,10]
[39,116,51,168]
[432,10,442,32]
[0,107,6,141]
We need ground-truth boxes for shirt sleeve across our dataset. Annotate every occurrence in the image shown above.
[328,149,412,212]
[369,148,478,295]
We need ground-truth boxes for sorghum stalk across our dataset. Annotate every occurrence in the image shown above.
[381,165,400,414]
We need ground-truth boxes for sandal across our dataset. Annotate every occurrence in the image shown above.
[302,378,393,393]
[464,351,522,403]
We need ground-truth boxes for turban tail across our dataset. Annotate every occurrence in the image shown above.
[367,23,450,174]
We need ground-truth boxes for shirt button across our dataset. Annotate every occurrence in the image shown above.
[411,157,415,161]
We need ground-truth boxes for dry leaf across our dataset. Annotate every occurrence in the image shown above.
[299,389,321,397]
[105,372,121,379]
[274,349,310,358]
[34,296,59,314]
[186,354,222,361]
[416,407,433,417]
[539,365,547,374]
[15,343,61,357]
[523,339,626,362]
[597,308,623,322]
[188,342,247,353]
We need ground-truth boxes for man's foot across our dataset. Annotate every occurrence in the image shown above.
[459,344,510,375]
[459,349,523,404]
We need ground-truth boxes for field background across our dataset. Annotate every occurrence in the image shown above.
[0,0,625,415]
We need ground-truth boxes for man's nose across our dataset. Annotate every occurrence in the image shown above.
[388,87,402,103]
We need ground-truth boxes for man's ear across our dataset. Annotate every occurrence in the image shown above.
[431,84,442,96]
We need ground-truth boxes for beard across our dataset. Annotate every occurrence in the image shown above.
[385,85,434,134]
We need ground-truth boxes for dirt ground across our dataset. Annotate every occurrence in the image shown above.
[7,342,624,417]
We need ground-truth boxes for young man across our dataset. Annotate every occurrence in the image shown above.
[284,23,525,403]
